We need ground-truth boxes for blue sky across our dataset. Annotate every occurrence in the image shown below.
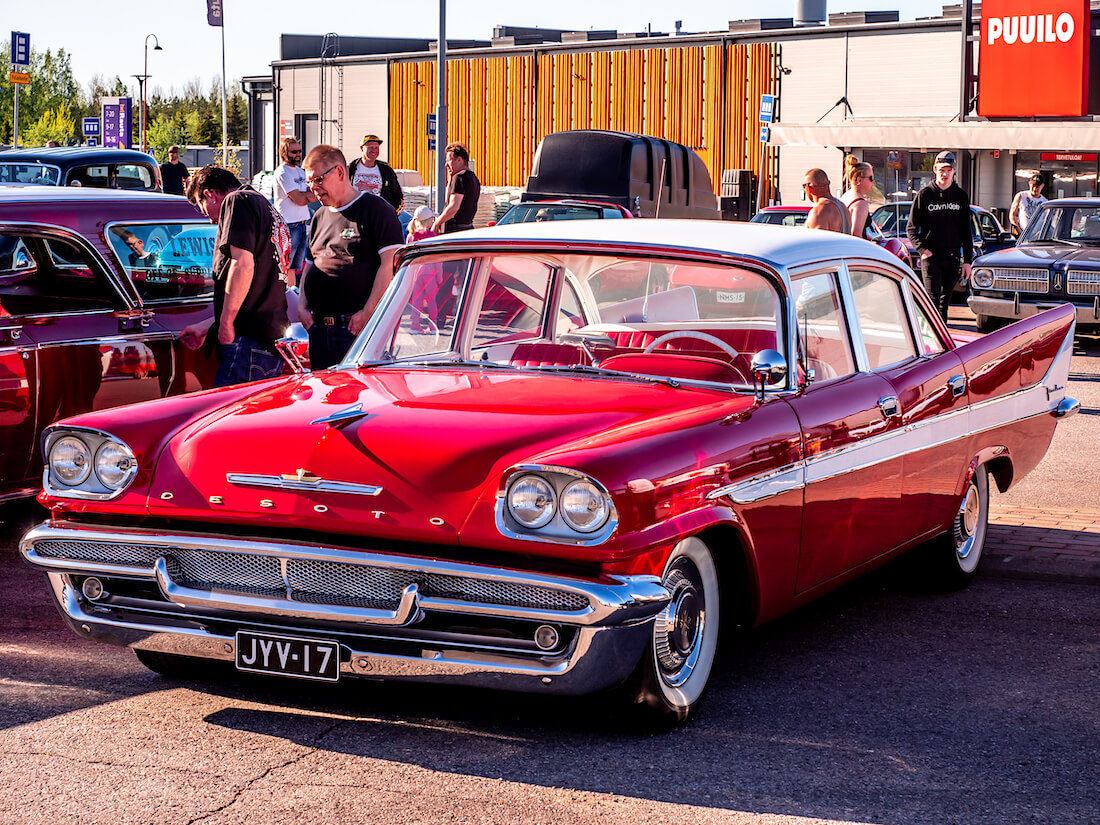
[10,0,949,98]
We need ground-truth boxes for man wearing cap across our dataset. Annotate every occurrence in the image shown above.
[348,134,404,212]
[160,145,189,196]
[1010,174,1047,236]
[907,151,973,322]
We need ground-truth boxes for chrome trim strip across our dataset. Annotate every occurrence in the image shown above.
[21,522,669,627]
[225,473,383,497]
[310,403,372,427]
[706,463,804,504]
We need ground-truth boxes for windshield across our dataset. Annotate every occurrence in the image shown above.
[0,163,60,185]
[1021,204,1100,244]
[497,203,621,224]
[347,251,786,390]
[751,210,807,227]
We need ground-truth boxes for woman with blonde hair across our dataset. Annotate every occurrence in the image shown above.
[841,155,875,239]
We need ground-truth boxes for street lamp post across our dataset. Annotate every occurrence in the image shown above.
[140,33,162,153]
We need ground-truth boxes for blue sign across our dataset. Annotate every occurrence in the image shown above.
[101,97,132,149]
[760,94,776,124]
[86,137,97,147]
[428,136,436,151]
[760,125,770,143]
[11,31,30,66]
[426,113,436,136]
[82,117,100,137]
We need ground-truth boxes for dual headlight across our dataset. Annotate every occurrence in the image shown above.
[500,466,616,544]
[44,429,137,499]
[971,268,995,289]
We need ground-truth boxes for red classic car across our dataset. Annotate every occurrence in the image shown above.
[21,220,1078,726]
[0,185,216,501]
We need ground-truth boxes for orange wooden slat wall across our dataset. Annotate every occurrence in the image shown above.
[387,41,776,195]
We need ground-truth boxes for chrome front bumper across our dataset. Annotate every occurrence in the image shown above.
[967,295,1100,326]
[22,521,669,695]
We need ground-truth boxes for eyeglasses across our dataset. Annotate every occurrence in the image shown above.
[306,164,341,188]
[288,149,302,156]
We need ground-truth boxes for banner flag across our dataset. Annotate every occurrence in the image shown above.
[207,0,223,27]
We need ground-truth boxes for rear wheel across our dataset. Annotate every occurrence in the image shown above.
[623,537,721,727]
[923,468,989,589]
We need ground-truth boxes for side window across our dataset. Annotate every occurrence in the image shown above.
[791,272,856,382]
[471,258,553,348]
[556,279,585,335]
[115,164,155,190]
[849,269,918,369]
[0,232,120,316]
[72,165,110,188]
[108,223,216,302]
[913,300,947,355]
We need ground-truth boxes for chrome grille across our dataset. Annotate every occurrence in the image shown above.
[424,573,587,611]
[1067,270,1100,296]
[34,540,161,566]
[990,268,1049,293]
[35,539,589,613]
[167,550,283,594]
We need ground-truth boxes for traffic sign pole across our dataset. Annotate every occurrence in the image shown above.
[11,32,30,150]
[757,94,777,214]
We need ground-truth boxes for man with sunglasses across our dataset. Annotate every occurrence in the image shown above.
[300,144,404,369]
[159,145,189,196]
[273,136,316,284]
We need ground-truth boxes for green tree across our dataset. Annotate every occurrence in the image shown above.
[0,44,80,144]
[146,113,188,162]
[22,104,76,146]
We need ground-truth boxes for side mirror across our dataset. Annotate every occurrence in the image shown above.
[276,323,310,373]
[750,349,787,402]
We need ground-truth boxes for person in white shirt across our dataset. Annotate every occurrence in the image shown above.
[272,137,316,284]
[1010,174,1047,236]
[347,134,404,211]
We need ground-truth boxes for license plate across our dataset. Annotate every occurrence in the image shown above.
[235,631,340,681]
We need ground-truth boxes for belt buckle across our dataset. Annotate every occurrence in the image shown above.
[323,316,336,326]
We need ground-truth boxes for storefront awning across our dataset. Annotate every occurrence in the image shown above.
[768,120,1100,152]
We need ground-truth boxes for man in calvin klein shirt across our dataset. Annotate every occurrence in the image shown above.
[907,151,973,322]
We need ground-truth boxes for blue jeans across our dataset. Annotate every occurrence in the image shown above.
[288,220,309,276]
[215,336,285,386]
[307,322,357,370]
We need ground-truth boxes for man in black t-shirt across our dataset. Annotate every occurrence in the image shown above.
[159,145,190,195]
[432,142,481,234]
[180,165,290,386]
[301,144,405,370]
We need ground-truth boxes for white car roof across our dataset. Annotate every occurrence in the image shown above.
[422,218,906,274]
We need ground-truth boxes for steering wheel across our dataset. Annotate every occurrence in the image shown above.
[643,331,740,360]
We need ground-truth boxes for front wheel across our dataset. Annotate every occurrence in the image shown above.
[924,467,989,590]
[624,536,721,727]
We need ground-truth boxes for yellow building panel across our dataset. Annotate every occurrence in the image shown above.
[643,49,665,136]
[572,53,592,128]
[591,52,612,130]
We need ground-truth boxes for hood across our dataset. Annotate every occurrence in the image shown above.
[146,366,745,543]
[974,242,1100,268]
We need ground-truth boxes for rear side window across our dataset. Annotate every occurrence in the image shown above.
[116,164,155,190]
[107,222,216,303]
[0,232,121,316]
[849,269,918,369]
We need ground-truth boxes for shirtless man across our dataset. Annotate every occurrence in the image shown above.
[803,168,852,234]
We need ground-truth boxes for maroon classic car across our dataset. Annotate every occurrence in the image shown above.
[21,220,1078,726]
[0,186,216,501]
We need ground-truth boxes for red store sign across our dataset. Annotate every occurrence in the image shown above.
[1040,153,1097,161]
[978,0,1090,117]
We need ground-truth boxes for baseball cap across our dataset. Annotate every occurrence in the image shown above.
[1029,173,1044,184]
[360,134,383,146]
[414,205,436,222]
[934,151,956,167]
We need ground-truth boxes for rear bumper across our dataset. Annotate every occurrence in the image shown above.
[968,295,1100,327]
[22,520,669,696]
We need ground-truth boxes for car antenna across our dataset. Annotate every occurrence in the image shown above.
[654,157,667,218]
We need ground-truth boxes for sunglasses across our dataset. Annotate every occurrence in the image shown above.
[306,163,341,188]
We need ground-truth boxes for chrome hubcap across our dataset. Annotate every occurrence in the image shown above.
[654,566,705,687]
[955,483,980,559]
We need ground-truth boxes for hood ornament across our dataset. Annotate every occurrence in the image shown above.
[311,403,373,429]
[227,471,382,497]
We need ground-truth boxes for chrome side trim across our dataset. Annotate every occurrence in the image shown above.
[226,473,382,497]
[21,522,669,627]
[706,463,804,504]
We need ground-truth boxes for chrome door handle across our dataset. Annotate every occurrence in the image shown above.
[878,395,901,419]
[948,374,967,398]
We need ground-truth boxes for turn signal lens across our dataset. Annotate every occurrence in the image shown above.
[508,475,556,528]
[560,480,610,532]
[50,436,92,486]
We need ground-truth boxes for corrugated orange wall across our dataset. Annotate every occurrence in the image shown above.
[388,42,776,195]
